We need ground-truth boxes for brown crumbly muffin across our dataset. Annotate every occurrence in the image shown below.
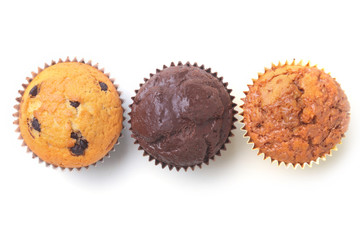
[242,61,350,167]
[16,59,123,169]
[130,62,236,171]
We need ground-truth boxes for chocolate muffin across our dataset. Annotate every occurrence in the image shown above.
[242,61,350,168]
[129,62,236,170]
[14,57,123,170]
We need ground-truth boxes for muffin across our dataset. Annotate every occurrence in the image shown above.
[241,60,350,168]
[14,57,123,169]
[129,62,236,171]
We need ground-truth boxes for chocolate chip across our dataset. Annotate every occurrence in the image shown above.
[79,139,88,149]
[70,144,85,156]
[70,132,78,139]
[69,134,88,156]
[32,117,41,132]
[29,85,38,97]
[99,82,108,91]
[70,101,80,108]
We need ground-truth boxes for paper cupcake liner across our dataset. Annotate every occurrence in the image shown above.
[240,60,344,169]
[129,61,237,171]
[13,57,125,171]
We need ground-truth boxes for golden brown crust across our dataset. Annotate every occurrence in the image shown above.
[19,62,123,168]
[243,62,350,166]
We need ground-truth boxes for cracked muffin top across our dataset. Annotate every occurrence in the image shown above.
[19,62,123,168]
[242,62,350,166]
[130,63,234,169]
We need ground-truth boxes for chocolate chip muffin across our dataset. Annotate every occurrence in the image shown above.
[129,62,236,171]
[242,61,350,168]
[15,58,123,169]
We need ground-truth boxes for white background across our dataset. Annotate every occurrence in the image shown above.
[0,0,359,239]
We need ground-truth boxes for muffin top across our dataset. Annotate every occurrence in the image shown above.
[130,64,234,169]
[243,62,350,166]
[19,62,123,168]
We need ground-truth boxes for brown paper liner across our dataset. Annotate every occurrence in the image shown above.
[129,61,237,171]
[13,57,125,171]
[240,60,344,169]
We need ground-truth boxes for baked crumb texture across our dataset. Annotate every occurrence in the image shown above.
[14,57,123,170]
[129,62,237,171]
[241,60,350,168]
